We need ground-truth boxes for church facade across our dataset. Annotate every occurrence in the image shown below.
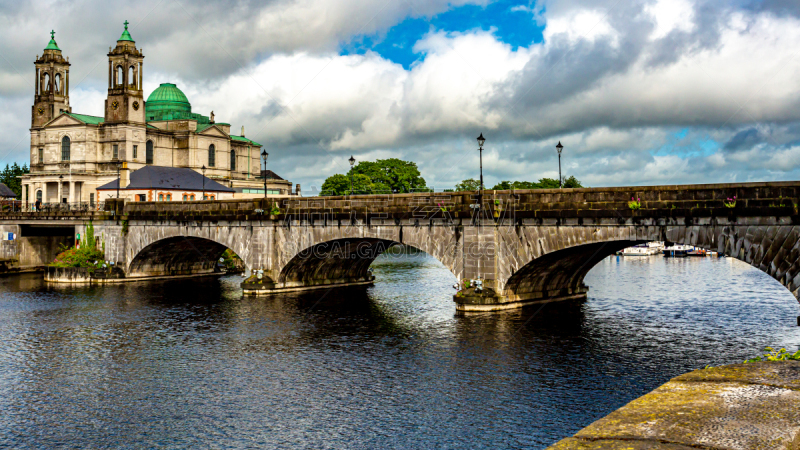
[22,23,293,205]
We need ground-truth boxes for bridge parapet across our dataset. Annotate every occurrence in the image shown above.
[111,182,800,224]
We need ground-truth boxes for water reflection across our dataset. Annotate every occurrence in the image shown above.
[0,254,798,448]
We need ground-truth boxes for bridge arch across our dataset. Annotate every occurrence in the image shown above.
[124,223,255,278]
[269,224,462,291]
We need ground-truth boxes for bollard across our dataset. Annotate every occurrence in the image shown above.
[797,316,800,327]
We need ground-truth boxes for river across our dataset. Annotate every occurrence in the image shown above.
[0,254,798,448]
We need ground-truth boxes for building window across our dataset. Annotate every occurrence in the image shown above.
[158,194,164,201]
[166,194,171,201]
[182,194,188,201]
[61,136,70,161]
[117,66,123,86]
[133,145,138,159]
[90,193,95,206]
[38,148,43,164]
[113,144,119,160]
[208,144,215,167]
[146,140,153,164]
[230,150,236,171]
[190,194,195,201]
[138,194,146,202]
[36,190,42,202]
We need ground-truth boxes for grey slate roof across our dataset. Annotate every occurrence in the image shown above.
[0,182,16,198]
[260,169,284,180]
[96,166,234,192]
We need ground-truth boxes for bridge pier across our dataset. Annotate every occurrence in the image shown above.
[241,274,376,295]
[453,286,589,312]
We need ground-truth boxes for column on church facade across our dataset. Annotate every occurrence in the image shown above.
[69,181,75,203]
[57,180,62,204]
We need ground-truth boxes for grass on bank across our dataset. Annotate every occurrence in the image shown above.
[48,221,107,269]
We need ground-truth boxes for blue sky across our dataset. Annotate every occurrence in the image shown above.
[341,0,546,69]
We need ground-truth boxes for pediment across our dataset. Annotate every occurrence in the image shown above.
[45,114,84,127]
[198,125,228,137]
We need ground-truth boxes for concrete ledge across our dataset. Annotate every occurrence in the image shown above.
[242,279,375,295]
[547,362,800,450]
[454,292,587,312]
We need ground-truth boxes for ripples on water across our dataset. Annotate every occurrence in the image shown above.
[0,254,798,449]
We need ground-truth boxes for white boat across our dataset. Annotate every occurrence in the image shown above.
[619,242,664,256]
[663,244,693,257]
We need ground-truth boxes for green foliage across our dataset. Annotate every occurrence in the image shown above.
[270,202,280,216]
[455,178,482,192]
[121,218,129,235]
[724,196,736,208]
[48,245,106,268]
[221,249,244,271]
[321,158,428,195]
[745,347,800,363]
[491,176,584,190]
[0,163,30,198]
[85,222,95,250]
[628,197,641,210]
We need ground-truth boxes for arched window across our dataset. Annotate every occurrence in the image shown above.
[208,144,215,167]
[117,66,124,86]
[158,194,164,201]
[36,190,42,202]
[61,136,70,161]
[43,73,50,93]
[54,73,61,93]
[128,66,136,88]
[146,140,154,164]
[166,194,172,201]
[230,150,236,171]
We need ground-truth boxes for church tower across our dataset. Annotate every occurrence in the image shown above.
[105,21,145,124]
[32,31,71,128]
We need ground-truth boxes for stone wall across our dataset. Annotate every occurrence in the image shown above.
[547,361,800,450]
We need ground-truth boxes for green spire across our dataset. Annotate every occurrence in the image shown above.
[44,29,60,51]
[119,20,133,41]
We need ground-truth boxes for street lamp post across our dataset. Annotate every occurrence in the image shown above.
[59,174,64,206]
[201,165,206,200]
[261,150,269,198]
[348,155,356,195]
[477,133,485,214]
[556,141,563,189]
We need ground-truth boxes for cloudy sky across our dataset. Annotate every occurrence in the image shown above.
[1,0,800,192]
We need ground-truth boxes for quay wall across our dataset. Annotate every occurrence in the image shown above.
[546,361,800,450]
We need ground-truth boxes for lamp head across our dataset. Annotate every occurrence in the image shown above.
[477,133,485,148]
[349,155,356,167]
[261,150,268,162]
[556,141,563,154]
[201,165,206,173]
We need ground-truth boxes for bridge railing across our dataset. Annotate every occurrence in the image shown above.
[0,201,107,215]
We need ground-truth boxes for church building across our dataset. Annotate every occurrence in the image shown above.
[21,23,294,205]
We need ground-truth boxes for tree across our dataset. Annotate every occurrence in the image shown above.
[454,178,482,192]
[490,176,584,190]
[0,162,29,198]
[321,158,427,195]
[350,158,427,193]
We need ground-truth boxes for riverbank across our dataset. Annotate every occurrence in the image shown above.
[547,361,800,449]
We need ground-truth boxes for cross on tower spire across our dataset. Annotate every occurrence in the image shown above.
[50,30,55,39]
[124,20,129,30]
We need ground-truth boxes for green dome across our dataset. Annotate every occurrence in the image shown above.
[145,83,192,120]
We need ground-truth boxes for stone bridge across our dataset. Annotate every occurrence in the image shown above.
[3,182,800,312]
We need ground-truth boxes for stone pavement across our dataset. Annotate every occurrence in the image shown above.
[547,361,800,450]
